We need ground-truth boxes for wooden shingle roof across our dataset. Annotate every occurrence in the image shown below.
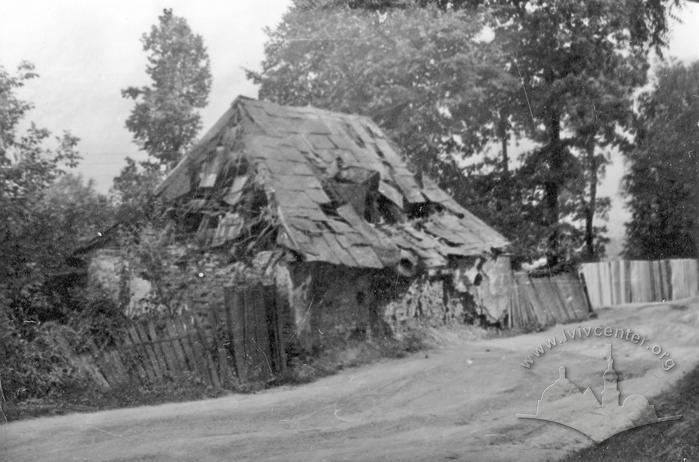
[156,96,508,269]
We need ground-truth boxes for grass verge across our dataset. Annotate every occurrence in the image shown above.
[562,363,699,461]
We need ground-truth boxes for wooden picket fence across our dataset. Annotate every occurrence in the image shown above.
[580,259,699,309]
[60,283,288,390]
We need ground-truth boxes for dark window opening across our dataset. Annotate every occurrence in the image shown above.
[343,123,366,148]
[406,202,433,219]
[182,212,204,233]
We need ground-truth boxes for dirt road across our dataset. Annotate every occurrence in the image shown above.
[3,299,699,462]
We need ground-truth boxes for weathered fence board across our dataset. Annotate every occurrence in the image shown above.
[166,320,188,374]
[223,283,285,383]
[139,322,166,379]
[57,284,286,391]
[192,314,221,389]
[208,305,232,387]
[671,259,698,300]
[174,317,200,377]
[227,286,248,382]
[506,272,591,330]
[146,321,170,375]
[120,332,151,383]
[265,287,287,375]
[581,259,698,308]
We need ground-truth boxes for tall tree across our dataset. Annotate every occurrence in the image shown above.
[122,8,212,169]
[623,61,699,259]
[248,1,517,218]
[484,0,676,265]
[460,0,675,264]
[251,0,676,266]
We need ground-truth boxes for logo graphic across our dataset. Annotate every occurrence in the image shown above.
[517,344,681,442]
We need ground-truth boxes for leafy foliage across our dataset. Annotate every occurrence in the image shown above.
[1,323,83,403]
[249,3,516,189]
[111,157,165,227]
[2,173,114,330]
[251,0,677,266]
[1,62,117,405]
[482,0,670,265]
[623,61,699,259]
[0,63,101,326]
[122,8,212,168]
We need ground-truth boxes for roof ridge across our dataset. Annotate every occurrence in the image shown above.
[237,96,377,123]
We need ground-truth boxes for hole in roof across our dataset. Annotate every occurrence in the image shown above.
[363,124,377,139]
[223,156,248,179]
[407,202,433,219]
[374,144,386,158]
[376,196,402,224]
[343,123,365,148]
[182,212,204,233]
[320,202,341,217]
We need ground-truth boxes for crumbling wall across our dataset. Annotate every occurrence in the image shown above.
[280,261,484,351]
[383,276,474,335]
[87,249,153,314]
[85,246,268,318]
[279,263,378,352]
[87,244,495,354]
[87,248,126,301]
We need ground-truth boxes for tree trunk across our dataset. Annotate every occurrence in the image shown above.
[545,109,562,268]
[498,109,509,175]
[693,151,699,258]
[495,109,510,214]
[585,142,597,260]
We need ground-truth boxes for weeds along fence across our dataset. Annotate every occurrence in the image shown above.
[57,283,288,391]
[580,259,699,309]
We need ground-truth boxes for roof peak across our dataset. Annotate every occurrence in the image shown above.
[155,95,508,268]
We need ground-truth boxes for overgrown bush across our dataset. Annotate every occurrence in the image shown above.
[0,286,130,412]
[0,322,87,403]
[67,287,130,351]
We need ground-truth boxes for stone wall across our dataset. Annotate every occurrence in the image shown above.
[86,246,253,318]
[87,248,153,314]
[87,249,126,302]
[280,260,484,351]
[276,263,376,352]
[87,247,493,351]
[382,276,475,335]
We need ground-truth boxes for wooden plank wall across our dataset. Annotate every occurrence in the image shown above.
[507,272,591,330]
[580,259,698,308]
[66,283,286,391]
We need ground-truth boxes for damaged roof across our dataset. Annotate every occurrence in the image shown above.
[156,96,508,270]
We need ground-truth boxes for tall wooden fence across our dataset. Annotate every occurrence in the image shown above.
[59,283,288,391]
[506,272,591,329]
[580,258,699,309]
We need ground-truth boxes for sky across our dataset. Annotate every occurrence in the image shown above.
[1,0,698,256]
[0,0,291,188]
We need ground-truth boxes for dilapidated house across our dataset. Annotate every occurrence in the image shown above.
[149,96,509,350]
